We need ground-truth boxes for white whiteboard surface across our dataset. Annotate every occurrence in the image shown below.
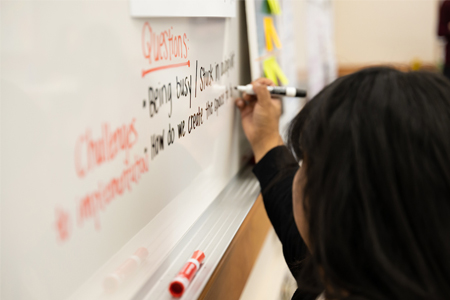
[130,0,237,18]
[1,1,250,299]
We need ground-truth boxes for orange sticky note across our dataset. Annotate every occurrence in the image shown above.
[264,17,274,52]
[263,17,282,52]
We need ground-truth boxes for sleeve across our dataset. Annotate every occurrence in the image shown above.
[252,146,308,278]
[438,1,450,39]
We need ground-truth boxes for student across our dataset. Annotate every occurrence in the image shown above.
[235,67,450,300]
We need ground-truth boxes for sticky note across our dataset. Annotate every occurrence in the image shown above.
[269,58,288,85]
[263,17,282,52]
[263,57,289,85]
[263,58,278,83]
[267,0,282,15]
[264,18,274,52]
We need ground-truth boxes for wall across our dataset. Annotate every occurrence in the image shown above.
[334,0,441,67]
[293,0,308,82]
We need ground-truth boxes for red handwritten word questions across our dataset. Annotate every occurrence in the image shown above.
[142,22,189,64]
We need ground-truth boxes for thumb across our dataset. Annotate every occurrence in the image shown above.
[235,98,252,118]
[235,98,245,108]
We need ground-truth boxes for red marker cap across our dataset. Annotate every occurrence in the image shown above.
[169,250,205,298]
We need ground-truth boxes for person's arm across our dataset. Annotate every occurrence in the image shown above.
[235,78,308,277]
[235,78,284,163]
[438,1,450,39]
[253,146,308,278]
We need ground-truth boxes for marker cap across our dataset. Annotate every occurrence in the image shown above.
[191,250,205,264]
[169,250,205,298]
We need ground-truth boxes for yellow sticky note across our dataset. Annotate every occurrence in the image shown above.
[264,17,273,52]
[267,0,282,15]
[263,17,282,52]
[268,20,282,49]
[263,57,289,85]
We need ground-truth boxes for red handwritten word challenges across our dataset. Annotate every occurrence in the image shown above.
[55,119,148,243]
[75,119,138,178]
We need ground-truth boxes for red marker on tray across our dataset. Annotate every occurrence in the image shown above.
[169,250,205,298]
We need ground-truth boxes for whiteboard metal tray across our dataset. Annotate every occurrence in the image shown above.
[133,164,260,300]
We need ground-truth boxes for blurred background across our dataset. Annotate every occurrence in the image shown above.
[294,0,444,81]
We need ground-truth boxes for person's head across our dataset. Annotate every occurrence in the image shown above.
[288,67,450,300]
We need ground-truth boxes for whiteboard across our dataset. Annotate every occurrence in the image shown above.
[1,1,250,299]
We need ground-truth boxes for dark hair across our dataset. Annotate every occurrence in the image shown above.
[288,67,450,300]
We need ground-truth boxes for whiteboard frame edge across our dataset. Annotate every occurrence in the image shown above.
[245,0,261,80]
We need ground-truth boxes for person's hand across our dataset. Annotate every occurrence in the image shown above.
[235,78,284,163]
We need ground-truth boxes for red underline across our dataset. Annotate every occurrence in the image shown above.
[142,60,190,78]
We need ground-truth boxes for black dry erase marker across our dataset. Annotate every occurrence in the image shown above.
[235,84,307,98]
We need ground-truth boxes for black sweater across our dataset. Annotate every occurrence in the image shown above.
[253,146,316,300]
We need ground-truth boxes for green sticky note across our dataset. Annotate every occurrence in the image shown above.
[267,0,282,15]
[270,59,289,85]
[263,58,278,84]
[263,57,289,85]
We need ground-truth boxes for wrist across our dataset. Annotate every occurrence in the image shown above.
[252,134,284,163]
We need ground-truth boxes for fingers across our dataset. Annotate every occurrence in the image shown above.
[251,77,275,106]
[254,77,275,86]
[235,98,245,109]
[252,81,272,106]
[235,97,255,120]
[243,93,256,103]
[236,77,275,110]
